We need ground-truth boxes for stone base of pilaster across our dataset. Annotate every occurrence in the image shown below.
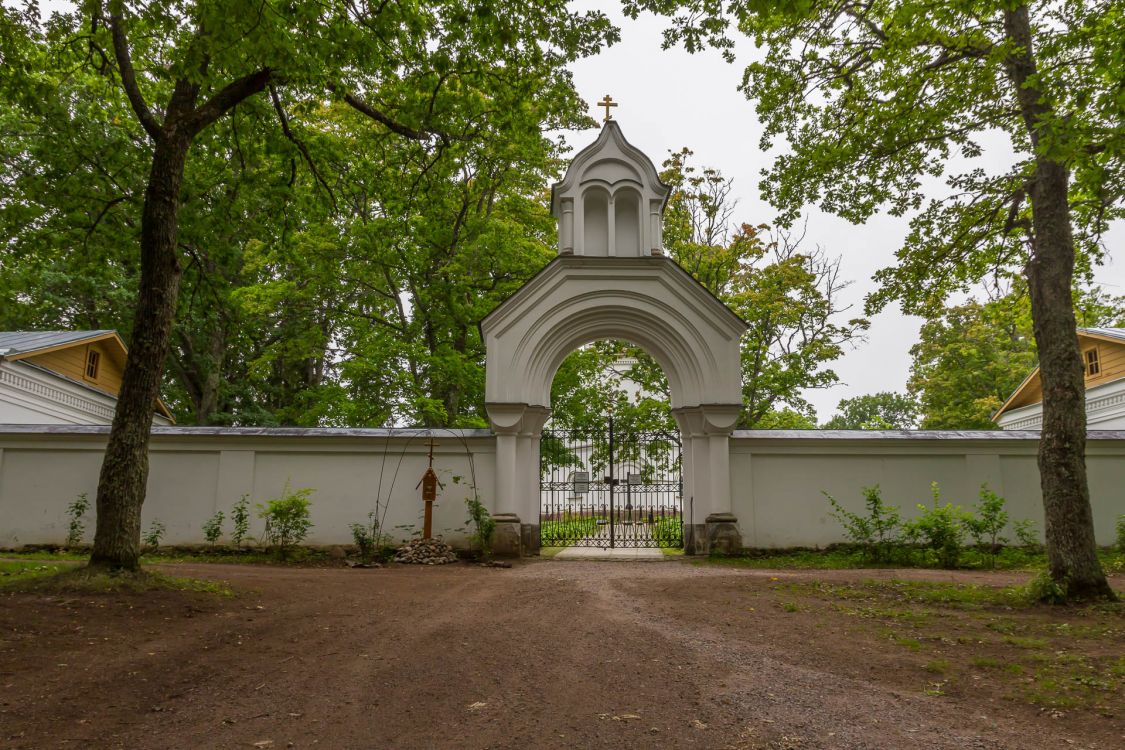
[491,513,523,557]
[685,513,743,555]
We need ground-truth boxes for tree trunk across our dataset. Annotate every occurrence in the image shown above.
[1004,4,1112,600]
[89,134,190,571]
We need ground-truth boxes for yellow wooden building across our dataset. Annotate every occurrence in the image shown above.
[0,330,173,425]
[994,327,1125,430]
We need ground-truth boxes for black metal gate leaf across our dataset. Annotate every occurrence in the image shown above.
[540,417,683,549]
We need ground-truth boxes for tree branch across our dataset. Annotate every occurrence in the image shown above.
[105,4,161,140]
[188,68,273,135]
[329,83,438,141]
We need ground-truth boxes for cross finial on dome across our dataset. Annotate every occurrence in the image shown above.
[598,94,617,122]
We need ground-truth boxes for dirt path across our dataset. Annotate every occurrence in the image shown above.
[1,561,1121,749]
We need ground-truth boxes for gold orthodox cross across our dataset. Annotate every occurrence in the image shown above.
[598,94,618,122]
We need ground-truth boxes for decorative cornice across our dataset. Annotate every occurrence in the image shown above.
[0,365,116,421]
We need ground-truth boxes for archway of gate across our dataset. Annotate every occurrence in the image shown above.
[481,120,748,555]
[540,338,685,550]
[481,255,748,555]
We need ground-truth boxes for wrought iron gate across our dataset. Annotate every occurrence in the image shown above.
[539,417,683,548]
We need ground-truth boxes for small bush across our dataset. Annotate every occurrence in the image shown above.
[258,484,314,557]
[904,482,968,568]
[1116,514,1125,554]
[465,497,495,557]
[65,492,90,549]
[823,485,902,563]
[230,495,250,548]
[202,510,224,547]
[965,484,1010,568]
[143,519,166,552]
[1024,571,1068,605]
[349,510,386,562]
[1013,518,1041,550]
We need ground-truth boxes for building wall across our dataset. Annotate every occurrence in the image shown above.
[997,378,1125,430]
[729,430,1125,547]
[1,426,1123,549]
[0,426,495,548]
[23,338,126,395]
[0,361,171,426]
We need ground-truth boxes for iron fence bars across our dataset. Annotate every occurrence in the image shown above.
[539,418,683,549]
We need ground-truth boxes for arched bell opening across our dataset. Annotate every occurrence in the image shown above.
[582,187,610,256]
[612,188,641,257]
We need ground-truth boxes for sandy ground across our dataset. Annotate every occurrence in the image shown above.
[1,560,1122,749]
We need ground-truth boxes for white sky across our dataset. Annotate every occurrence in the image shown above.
[556,3,1125,420]
[25,0,1125,421]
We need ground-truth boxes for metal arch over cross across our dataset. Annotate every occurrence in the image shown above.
[598,94,617,122]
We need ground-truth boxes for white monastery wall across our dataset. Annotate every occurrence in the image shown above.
[729,431,1125,547]
[0,426,495,549]
[1,426,1123,549]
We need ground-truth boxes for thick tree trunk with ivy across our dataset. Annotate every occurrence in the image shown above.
[90,135,189,571]
[1004,6,1112,600]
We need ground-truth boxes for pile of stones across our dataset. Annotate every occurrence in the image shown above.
[393,538,458,565]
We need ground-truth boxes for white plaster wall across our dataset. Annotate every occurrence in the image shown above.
[3,426,1123,549]
[729,431,1125,547]
[0,427,496,548]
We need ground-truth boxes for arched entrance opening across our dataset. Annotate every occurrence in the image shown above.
[542,339,681,550]
[481,121,748,555]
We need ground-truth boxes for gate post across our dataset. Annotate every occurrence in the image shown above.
[486,402,549,557]
[673,404,742,555]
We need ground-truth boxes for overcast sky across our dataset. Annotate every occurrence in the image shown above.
[24,0,1125,421]
[559,3,1125,421]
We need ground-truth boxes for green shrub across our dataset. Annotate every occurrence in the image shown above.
[965,484,1010,568]
[465,497,495,557]
[823,485,902,563]
[1024,571,1067,605]
[230,495,250,548]
[1116,514,1125,555]
[202,510,224,547]
[258,484,314,557]
[349,510,386,562]
[1013,518,1040,550]
[143,519,166,552]
[904,482,969,568]
[65,492,90,549]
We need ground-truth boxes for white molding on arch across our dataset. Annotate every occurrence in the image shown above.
[482,256,746,410]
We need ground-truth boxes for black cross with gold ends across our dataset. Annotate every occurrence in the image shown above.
[598,94,617,122]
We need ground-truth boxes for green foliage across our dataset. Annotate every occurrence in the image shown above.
[465,497,496,557]
[1025,572,1068,606]
[349,511,387,563]
[258,485,314,556]
[754,407,819,429]
[202,511,224,547]
[0,1,617,428]
[904,484,969,569]
[822,392,919,430]
[142,520,166,551]
[1116,515,1125,555]
[824,486,902,563]
[1014,519,1041,550]
[65,493,90,549]
[540,517,598,547]
[230,495,251,548]
[965,485,1010,568]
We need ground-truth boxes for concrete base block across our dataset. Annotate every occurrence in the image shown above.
[685,514,742,555]
[491,513,523,557]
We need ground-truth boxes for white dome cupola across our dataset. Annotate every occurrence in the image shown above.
[551,120,670,258]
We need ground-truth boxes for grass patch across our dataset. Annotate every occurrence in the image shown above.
[0,560,73,580]
[0,565,233,597]
[539,546,565,559]
[1003,635,1049,649]
[923,659,950,674]
[698,545,1124,572]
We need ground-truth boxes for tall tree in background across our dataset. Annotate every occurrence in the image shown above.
[1,1,614,570]
[910,285,1125,428]
[631,0,1123,599]
[823,392,919,430]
